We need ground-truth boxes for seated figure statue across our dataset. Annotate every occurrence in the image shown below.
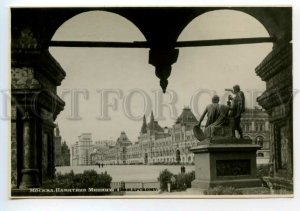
[195,95,231,141]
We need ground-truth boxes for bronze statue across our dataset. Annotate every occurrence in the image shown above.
[226,85,245,138]
[195,95,230,140]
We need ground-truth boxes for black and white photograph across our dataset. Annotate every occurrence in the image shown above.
[6,4,295,200]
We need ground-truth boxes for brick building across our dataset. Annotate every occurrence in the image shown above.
[101,108,200,165]
[241,108,271,164]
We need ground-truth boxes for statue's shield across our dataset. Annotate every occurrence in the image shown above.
[193,125,205,141]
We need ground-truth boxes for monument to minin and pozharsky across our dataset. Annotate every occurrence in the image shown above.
[191,85,262,190]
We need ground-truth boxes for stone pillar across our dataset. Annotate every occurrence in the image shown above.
[19,111,40,188]
[256,43,293,185]
[41,120,56,181]
[11,27,66,190]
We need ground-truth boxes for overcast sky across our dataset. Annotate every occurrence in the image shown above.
[49,9,273,146]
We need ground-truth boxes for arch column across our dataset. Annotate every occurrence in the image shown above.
[11,27,65,189]
[256,42,293,181]
[19,110,40,188]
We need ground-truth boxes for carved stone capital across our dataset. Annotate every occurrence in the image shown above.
[12,49,66,88]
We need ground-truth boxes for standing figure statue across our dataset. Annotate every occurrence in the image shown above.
[226,84,245,139]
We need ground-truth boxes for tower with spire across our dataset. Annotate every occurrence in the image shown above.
[139,111,165,136]
[139,111,167,142]
[148,111,155,131]
[140,115,148,134]
[138,111,169,165]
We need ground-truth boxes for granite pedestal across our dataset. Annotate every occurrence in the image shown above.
[190,139,262,189]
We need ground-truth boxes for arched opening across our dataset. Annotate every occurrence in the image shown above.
[51,10,146,42]
[49,11,156,167]
[174,10,272,118]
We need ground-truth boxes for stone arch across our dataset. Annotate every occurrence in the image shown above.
[176,9,275,117]
[15,8,289,50]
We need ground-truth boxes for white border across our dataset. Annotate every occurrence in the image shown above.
[1,0,299,211]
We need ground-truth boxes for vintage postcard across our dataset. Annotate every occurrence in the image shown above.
[9,6,293,198]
